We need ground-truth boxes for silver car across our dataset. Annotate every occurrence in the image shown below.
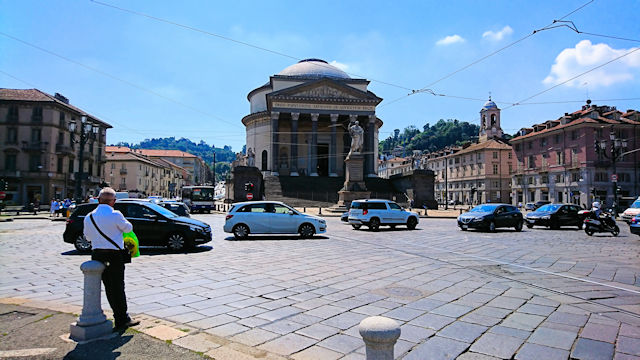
[223,201,327,240]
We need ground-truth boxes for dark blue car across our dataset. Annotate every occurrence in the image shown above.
[524,204,584,230]
[457,204,523,232]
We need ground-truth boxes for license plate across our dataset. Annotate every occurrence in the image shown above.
[462,225,468,229]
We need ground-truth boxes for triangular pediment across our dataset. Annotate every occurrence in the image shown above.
[269,78,380,102]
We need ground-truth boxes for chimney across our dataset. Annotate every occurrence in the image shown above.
[54,93,69,104]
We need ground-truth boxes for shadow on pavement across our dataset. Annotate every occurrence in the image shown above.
[63,334,133,360]
[61,246,213,257]
[225,235,330,241]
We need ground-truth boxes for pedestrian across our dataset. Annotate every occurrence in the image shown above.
[50,199,58,217]
[84,187,139,331]
[63,198,71,217]
[33,198,40,215]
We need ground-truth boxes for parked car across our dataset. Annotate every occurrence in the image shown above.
[223,201,326,240]
[158,201,190,217]
[524,203,536,211]
[348,199,419,231]
[63,201,212,252]
[533,200,551,210]
[621,197,640,224]
[524,204,584,229]
[341,212,349,222]
[457,204,523,232]
[630,215,640,236]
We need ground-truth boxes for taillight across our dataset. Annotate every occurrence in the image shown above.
[225,214,233,221]
[363,209,368,215]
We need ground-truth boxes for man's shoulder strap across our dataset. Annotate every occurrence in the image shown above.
[89,213,122,250]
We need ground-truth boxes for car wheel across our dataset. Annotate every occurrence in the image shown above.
[585,228,594,236]
[488,221,496,232]
[612,225,620,237]
[515,221,523,232]
[74,234,92,253]
[299,223,316,239]
[167,232,187,251]
[233,224,250,240]
[526,223,533,229]
[369,218,380,232]
[352,224,361,230]
[407,217,418,230]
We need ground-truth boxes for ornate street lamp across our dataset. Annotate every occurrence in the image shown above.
[69,116,99,203]
[594,129,628,215]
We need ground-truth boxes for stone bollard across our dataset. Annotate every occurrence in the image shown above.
[70,260,113,341]
[359,316,401,360]
[319,207,322,215]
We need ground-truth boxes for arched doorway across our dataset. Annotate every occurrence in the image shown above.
[261,150,268,171]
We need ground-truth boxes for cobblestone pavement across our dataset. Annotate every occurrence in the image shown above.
[1,216,639,359]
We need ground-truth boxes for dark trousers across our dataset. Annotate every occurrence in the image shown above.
[92,249,129,326]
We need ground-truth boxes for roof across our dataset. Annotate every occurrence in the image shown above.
[105,146,131,153]
[277,59,350,79]
[453,138,512,156]
[105,152,165,167]
[135,149,197,158]
[0,88,112,128]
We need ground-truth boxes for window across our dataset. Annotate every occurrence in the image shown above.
[57,157,63,173]
[528,141,532,150]
[111,163,115,169]
[6,127,17,144]
[389,203,402,211]
[273,204,291,214]
[261,150,268,171]
[515,144,520,151]
[29,154,41,171]
[541,175,548,184]
[556,151,565,165]
[5,154,17,170]
[571,130,578,140]
[31,107,43,122]
[528,155,535,169]
[555,134,561,143]
[493,151,498,159]
[509,164,513,173]
[368,202,387,210]
[528,177,534,185]
[59,112,65,127]
[508,152,512,159]
[7,105,19,122]
[58,132,64,145]
[68,158,74,173]
[572,173,580,182]
[31,128,41,142]
[540,138,547,147]
[493,164,498,174]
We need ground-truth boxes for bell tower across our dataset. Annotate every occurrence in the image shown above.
[479,96,503,142]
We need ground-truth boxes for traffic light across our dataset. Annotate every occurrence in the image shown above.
[0,179,7,191]
[244,182,254,192]
[615,186,622,196]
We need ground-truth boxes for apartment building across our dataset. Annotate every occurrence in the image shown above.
[0,89,111,205]
[105,147,187,198]
[377,156,413,179]
[135,149,209,185]
[510,102,640,208]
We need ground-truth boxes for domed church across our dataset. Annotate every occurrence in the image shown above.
[242,59,383,178]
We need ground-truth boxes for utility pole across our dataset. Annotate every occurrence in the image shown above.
[212,151,216,184]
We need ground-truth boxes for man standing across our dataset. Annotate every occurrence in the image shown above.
[50,199,57,217]
[83,187,139,331]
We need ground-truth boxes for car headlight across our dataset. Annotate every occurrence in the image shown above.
[189,225,204,232]
[541,215,551,220]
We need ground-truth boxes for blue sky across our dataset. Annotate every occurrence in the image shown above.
[2,0,639,153]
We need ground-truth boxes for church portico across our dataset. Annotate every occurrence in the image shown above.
[243,59,383,178]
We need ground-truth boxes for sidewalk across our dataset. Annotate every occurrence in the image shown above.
[0,298,286,360]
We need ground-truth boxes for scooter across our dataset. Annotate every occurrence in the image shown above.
[582,210,620,237]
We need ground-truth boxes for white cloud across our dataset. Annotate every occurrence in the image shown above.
[543,40,640,88]
[436,35,465,46]
[329,60,349,71]
[482,26,513,41]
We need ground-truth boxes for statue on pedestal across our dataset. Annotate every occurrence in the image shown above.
[347,121,364,158]
[247,148,256,167]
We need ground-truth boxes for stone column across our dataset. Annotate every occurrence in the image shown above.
[310,113,319,176]
[271,111,280,176]
[69,260,113,341]
[359,316,401,360]
[368,114,377,177]
[290,112,299,176]
[329,114,339,177]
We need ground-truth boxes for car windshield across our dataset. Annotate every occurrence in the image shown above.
[192,188,214,201]
[630,199,640,209]
[536,204,562,212]
[469,204,499,212]
[145,203,178,218]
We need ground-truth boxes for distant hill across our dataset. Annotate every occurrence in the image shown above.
[379,119,481,155]
[113,137,238,181]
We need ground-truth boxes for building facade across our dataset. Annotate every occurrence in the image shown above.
[421,99,513,205]
[510,103,640,208]
[0,89,111,205]
[243,59,383,178]
[105,147,187,197]
[136,149,209,185]
[377,157,413,179]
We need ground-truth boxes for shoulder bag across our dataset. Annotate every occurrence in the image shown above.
[89,214,132,263]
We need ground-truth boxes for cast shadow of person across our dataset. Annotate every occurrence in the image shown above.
[63,333,132,360]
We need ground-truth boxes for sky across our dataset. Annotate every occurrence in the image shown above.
[1,0,639,153]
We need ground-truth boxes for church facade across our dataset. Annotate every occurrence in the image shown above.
[242,59,383,178]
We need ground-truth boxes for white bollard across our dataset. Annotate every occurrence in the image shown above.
[70,260,113,341]
[359,316,401,360]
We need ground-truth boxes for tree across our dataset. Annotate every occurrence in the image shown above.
[379,119,481,154]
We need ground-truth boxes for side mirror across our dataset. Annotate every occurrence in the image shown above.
[288,210,294,215]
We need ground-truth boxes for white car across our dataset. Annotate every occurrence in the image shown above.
[348,199,419,231]
[621,197,640,224]
[223,201,326,240]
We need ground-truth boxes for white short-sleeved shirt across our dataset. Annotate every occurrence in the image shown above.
[84,204,133,250]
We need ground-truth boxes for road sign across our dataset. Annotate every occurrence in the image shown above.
[0,192,5,200]
[246,193,253,200]
[611,174,618,182]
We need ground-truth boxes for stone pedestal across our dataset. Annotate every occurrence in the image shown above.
[359,316,401,360]
[337,154,370,208]
[70,260,113,342]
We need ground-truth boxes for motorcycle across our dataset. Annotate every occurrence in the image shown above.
[580,209,620,236]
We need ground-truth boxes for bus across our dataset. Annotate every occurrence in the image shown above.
[181,186,215,213]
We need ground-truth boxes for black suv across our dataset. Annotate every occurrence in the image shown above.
[63,202,212,252]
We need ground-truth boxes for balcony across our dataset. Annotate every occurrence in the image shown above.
[55,144,74,155]
[21,141,48,152]
[120,168,128,175]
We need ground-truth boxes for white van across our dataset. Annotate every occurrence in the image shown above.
[621,197,640,223]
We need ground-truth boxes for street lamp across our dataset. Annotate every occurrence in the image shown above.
[594,129,628,215]
[69,116,99,203]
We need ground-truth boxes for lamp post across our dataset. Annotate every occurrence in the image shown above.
[69,116,99,203]
[594,129,628,215]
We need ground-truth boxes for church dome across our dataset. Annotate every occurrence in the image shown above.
[483,98,498,109]
[278,59,350,79]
